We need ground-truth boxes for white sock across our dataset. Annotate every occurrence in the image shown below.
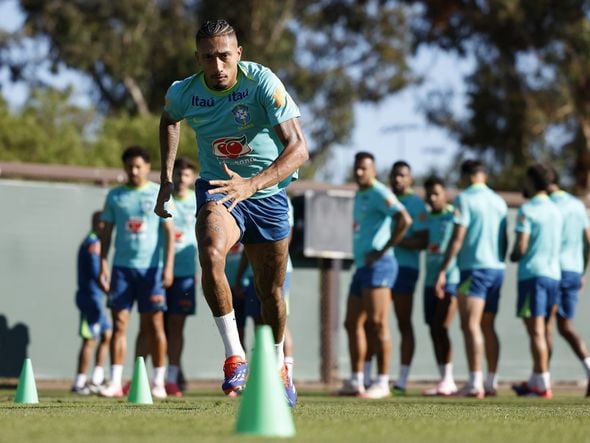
[528,373,538,389]
[485,372,498,390]
[583,357,590,378]
[111,364,123,386]
[469,371,483,390]
[377,374,389,388]
[74,373,87,389]
[284,356,294,381]
[275,336,285,370]
[364,360,373,385]
[397,365,411,389]
[353,372,364,387]
[438,364,445,378]
[540,372,551,391]
[153,366,166,387]
[166,365,179,384]
[441,363,454,382]
[91,366,105,385]
[214,311,246,359]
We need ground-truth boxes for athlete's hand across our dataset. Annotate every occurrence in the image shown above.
[162,266,174,289]
[208,164,257,211]
[99,266,110,294]
[154,181,174,218]
[434,271,446,299]
[365,249,383,266]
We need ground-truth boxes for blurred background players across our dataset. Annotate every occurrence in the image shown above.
[436,159,508,398]
[389,160,428,394]
[164,157,198,397]
[546,167,590,396]
[341,152,411,398]
[99,146,175,399]
[510,164,562,398]
[71,211,112,394]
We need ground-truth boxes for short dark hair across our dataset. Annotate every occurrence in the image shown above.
[546,165,560,186]
[526,163,552,192]
[196,19,237,45]
[424,175,446,190]
[174,156,197,172]
[460,159,485,176]
[122,145,151,164]
[393,160,411,171]
[354,151,375,163]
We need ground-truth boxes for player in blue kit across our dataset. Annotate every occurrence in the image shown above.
[436,160,508,398]
[164,157,198,397]
[99,146,175,399]
[340,152,411,399]
[71,211,112,395]
[154,19,308,406]
[546,167,590,397]
[419,177,460,396]
[510,164,562,399]
[389,161,428,394]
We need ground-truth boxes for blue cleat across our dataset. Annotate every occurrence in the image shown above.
[281,364,297,407]
[222,355,248,395]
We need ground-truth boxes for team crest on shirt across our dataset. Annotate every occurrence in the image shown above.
[212,135,252,159]
[232,105,251,125]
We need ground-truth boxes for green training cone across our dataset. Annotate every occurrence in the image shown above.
[15,358,39,404]
[128,357,153,405]
[235,325,295,438]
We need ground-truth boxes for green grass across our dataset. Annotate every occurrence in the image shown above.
[1,388,590,443]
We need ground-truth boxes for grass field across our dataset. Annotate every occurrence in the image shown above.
[1,387,590,443]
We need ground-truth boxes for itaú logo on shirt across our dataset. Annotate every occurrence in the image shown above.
[212,135,252,159]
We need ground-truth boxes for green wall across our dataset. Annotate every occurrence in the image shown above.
[1,179,589,384]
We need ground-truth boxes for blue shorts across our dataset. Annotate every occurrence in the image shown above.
[423,284,457,325]
[392,266,419,295]
[166,276,196,315]
[76,292,111,339]
[242,272,293,322]
[517,277,559,318]
[196,179,290,244]
[557,271,581,319]
[458,269,504,313]
[108,267,166,313]
[349,254,398,298]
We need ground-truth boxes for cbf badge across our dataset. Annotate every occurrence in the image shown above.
[232,104,251,125]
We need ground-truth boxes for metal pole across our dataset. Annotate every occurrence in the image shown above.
[319,258,341,384]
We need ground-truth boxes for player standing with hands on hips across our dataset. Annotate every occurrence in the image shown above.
[154,19,308,406]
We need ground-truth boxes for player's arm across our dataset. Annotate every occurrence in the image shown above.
[155,111,180,218]
[510,231,529,262]
[162,220,175,288]
[99,221,114,293]
[209,117,309,211]
[398,229,428,250]
[365,206,412,265]
[435,223,466,296]
[88,240,102,283]
[499,215,509,260]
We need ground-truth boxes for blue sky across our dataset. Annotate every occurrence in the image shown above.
[0,0,469,183]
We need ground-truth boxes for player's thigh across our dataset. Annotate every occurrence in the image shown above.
[196,202,241,255]
[362,287,391,325]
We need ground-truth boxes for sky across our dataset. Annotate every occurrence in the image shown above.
[0,0,469,184]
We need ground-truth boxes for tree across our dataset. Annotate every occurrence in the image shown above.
[2,0,414,175]
[406,0,590,194]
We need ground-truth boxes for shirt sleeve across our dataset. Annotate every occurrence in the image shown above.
[101,192,115,224]
[257,68,301,126]
[164,81,186,122]
[515,206,531,233]
[452,194,470,227]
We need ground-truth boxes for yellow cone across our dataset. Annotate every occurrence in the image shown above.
[235,325,295,437]
[128,357,153,405]
[15,358,39,404]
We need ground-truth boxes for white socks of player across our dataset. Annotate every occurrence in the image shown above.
[275,336,285,370]
[583,357,590,378]
[214,311,246,360]
[74,373,87,389]
[111,364,124,386]
[153,366,166,387]
[91,366,105,385]
[468,371,484,390]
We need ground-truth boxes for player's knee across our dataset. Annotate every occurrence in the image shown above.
[199,245,226,271]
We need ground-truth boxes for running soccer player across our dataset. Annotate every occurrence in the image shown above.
[71,211,112,395]
[389,160,428,394]
[546,166,590,397]
[164,157,198,397]
[99,146,175,399]
[154,19,308,406]
[435,159,508,398]
[510,164,562,399]
[420,176,459,396]
[340,152,411,399]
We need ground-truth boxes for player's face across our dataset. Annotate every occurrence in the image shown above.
[124,156,150,187]
[390,166,412,194]
[173,167,196,193]
[425,184,446,212]
[196,35,242,91]
[354,157,376,188]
